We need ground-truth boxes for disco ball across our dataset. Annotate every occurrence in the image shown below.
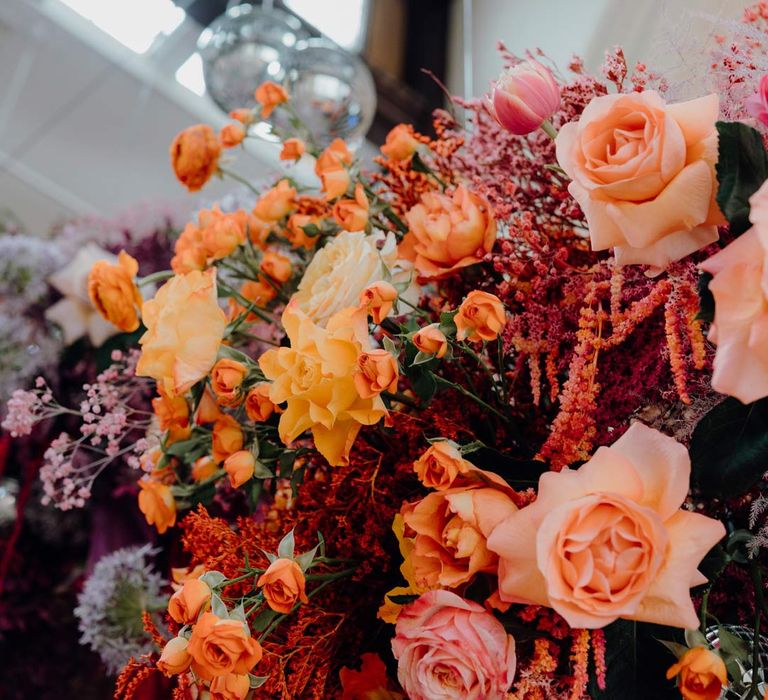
[282,38,376,150]
[198,4,309,113]
[706,624,768,698]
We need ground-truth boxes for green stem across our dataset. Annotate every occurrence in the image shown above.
[540,119,558,140]
[219,167,262,197]
[397,296,430,319]
[217,280,276,324]
[457,342,501,399]
[749,560,764,699]
[497,336,508,404]
[435,376,510,423]
[138,270,174,287]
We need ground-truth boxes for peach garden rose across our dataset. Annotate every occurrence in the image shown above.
[187,612,262,680]
[700,179,768,403]
[555,90,724,269]
[257,558,309,614]
[487,422,725,629]
[392,590,516,700]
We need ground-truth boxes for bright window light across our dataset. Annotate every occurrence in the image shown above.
[58,0,185,54]
[175,53,206,96]
[284,0,367,51]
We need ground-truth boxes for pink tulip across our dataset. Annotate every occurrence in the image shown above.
[488,59,560,135]
[745,75,768,127]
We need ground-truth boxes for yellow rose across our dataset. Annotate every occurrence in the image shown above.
[291,231,399,327]
[259,302,387,466]
[136,269,227,397]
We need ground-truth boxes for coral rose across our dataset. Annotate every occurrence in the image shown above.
[224,450,255,488]
[280,137,305,161]
[413,440,471,490]
[87,250,143,332]
[212,415,244,464]
[170,124,221,192]
[412,323,448,358]
[402,185,497,279]
[210,674,250,700]
[666,646,727,700]
[354,350,399,399]
[260,250,292,283]
[488,422,726,629]
[152,390,191,442]
[259,303,388,466]
[236,279,277,317]
[402,485,518,588]
[455,290,506,342]
[257,558,309,613]
[136,269,227,397]
[244,383,276,422]
[137,479,176,534]
[168,578,211,624]
[158,636,192,676]
[292,231,398,326]
[381,124,420,161]
[286,214,320,250]
[700,179,768,403]
[220,123,245,148]
[320,167,351,200]
[211,359,248,406]
[253,179,296,221]
[555,91,724,269]
[188,612,262,680]
[359,281,397,324]
[254,80,288,118]
[196,387,223,425]
[333,183,369,231]
[392,590,516,700]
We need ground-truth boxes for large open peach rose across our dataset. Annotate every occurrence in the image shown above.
[700,179,768,403]
[487,422,725,629]
[556,91,724,269]
[136,269,227,397]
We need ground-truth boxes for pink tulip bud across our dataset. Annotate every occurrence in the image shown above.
[488,59,560,135]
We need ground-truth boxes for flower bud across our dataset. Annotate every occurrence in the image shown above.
[359,281,398,324]
[158,636,192,676]
[224,450,256,488]
[488,59,560,135]
[354,350,399,399]
[455,291,506,342]
[413,324,448,358]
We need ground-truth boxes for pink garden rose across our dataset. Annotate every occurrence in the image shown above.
[700,180,768,403]
[392,590,516,700]
[745,75,768,127]
[487,422,725,629]
[555,90,724,270]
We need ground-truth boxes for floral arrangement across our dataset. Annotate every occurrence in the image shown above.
[13,3,768,698]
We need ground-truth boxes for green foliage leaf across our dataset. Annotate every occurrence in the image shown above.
[690,396,768,498]
[249,675,269,689]
[210,593,228,618]
[715,121,768,235]
[387,593,419,605]
[717,626,749,659]
[250,607,279,633]
[277,529,295,559]
[199,571,227,588]
[658,639,690,660]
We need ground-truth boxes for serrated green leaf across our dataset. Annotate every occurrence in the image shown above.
[411,349,436,366]
[715,121,768,235]
[690,396,768,498]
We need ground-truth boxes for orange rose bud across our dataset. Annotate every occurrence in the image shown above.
[257,558,309,614]
[381,123,420,161]
[212,414,244,464]
[224,450,256,488]
[666,646,727,700]
[87,251,143,332]
[211,358,248,406]
[413,323,448,358]
[354,350,399,399]
[244,383,276,422]
[320,167,350,201]
[414,441,470,490]
[152,391,190,430]
[170,124,221,192]
[196,387,223,425]
[188,612,262,681]
[172,564,206,589]
[158,636,192,676]
[220,122,246,148]
[192,455,218,482]
[315,138,353,175]
[280,137,306,161]
[360,280,398,324]
[168,578,211,624]
[210,673,250,700]
[254,80,288,118]
[455,290,506,342]
[228,108,254,125]
[234,279,278,319]
[333,183,369,231]
[137,479,176,534]
[260,250,292,283]
[253,179,296,221]
[286,214,320,249]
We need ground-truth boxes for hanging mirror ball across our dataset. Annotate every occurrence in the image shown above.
[198,4,309,113]
[282,38,376,151]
